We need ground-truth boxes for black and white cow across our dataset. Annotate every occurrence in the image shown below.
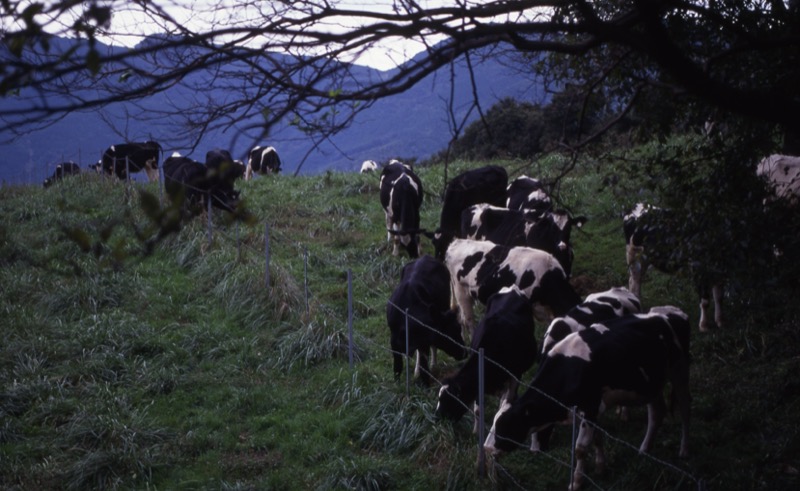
[461,203,587,278]
[245,145,282,179]
[360,160,378,173]
[430,166,508,260]
[96,141,162,181]
[380,160,423,258]
[43,162,81,187]
[757,154,800,205]
[435,285,537,425]
[506,175,552,214]
[485,306,691,490]
[163,152,240,213]
[624,203,722,331]
[444,238,581,335]
[387,255,467,385]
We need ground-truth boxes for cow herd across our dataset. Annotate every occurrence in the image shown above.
[41,140,283,213]
[379,155,800,488]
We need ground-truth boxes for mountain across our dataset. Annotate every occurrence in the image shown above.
[0,38,545,185]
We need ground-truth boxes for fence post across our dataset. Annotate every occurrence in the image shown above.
[405,307,410,397]
[347,269,354,370]
[570,405,578,490]
[477,348,486,477]
[304,246,309,313]
[159,163,164,203]
[264,222,270,289]
[206,193,212,247]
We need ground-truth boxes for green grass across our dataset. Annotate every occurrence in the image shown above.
[1,163,799,490]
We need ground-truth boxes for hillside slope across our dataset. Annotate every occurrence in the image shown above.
[1,162,798,490]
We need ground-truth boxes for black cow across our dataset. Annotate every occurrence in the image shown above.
[506,175,552,213]
[461,204,587,278]
[43,162,81,187]
[96,141,162,181]
[445,238,581,336]
[435,285,537,426]
[430,166,508,259]
[387,255,467,385]
[624,203,722,331]
[485,306,691,490]
[245,145,282,179]
[163,152,240,213]
[380,160,423,257]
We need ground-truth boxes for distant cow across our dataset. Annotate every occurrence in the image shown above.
[757,154,800,205]
[506,175,552,213]
[380,160,423,257]
[163,152,240,213]
[245,145,282,179]
[445,238,581,335]
[624,203,722,331]
[430,166,508,260]
[43,162,81,187]
[461,204,587,278]
[387,255,467,385]
[360,160,378,173]
[96,141,161,181]
[435,285,537,425]
[485,306,691,490]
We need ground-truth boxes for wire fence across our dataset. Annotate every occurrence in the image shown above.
[12,165,708,490]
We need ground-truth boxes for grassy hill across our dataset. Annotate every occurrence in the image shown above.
[1,159,799,490]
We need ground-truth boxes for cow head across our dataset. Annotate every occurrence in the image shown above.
[435,381,470,422]
[427,228,453,261]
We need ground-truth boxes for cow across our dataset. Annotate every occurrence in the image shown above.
[429,166,508,260]
[485,306,691,490]
[444,238,581,336]
[163,152,240,213]
[757,154,800,205]
[245,145,281,179]
[360,160,378,173]
[435,285,537,427]
[96,141,161,181]
[506,175,552,214]
[624,203,722,331]
[461,203,587,278]
[387,255,467,385]
[380,160,423,258]
[532,286,642,451]
[43,162,81,187]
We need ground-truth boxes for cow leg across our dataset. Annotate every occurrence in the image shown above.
[415,350,431,386]
[712,283,724,328]
[640,395,666,454]
[245,164,253,181]
[626,244,645,298]
[452,283,475,340]
[144,159,159,182]
[571,414,595,491]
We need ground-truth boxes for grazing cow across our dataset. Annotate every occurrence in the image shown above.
[360,160,378,173]
[532,286,641,452]
[163,152,240,213]
[485,306,691,490]
[43,162,81,187]
[387,255,467,385]
[380,160,423,257]
[461,203,587,277]
[435,285,537,425]
[624,203,722,331]
[245,145,282,179]
[430,166,508,259]
[757,154,800,205]
[506,175,552,213]
[445,238,581,335]
[96,141,161,181]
